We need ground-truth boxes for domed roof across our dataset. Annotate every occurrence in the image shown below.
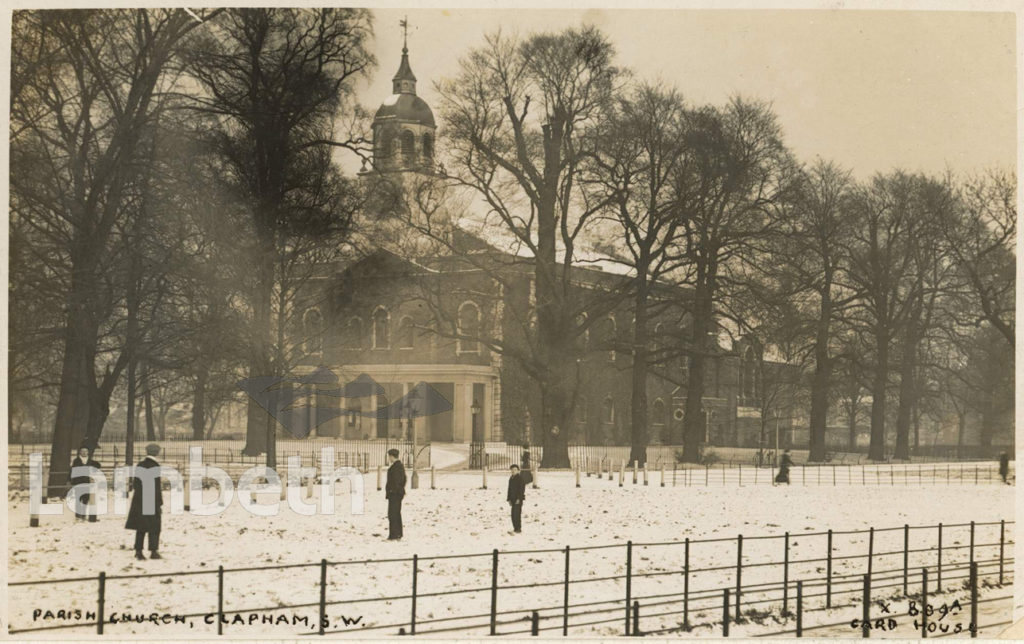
[374,93,435,127]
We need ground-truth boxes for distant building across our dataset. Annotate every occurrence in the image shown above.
[292,44,799,448]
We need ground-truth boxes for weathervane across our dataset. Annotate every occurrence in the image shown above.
[400,16,409,52]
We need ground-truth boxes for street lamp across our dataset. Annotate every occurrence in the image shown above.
[470,398,483,469]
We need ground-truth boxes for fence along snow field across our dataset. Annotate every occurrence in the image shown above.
[7,520,1013,637]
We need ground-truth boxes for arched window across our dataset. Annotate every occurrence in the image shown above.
[652,398,666,427]
[602,397,615,424]
[343,316,363,349]
[401,130,415,160]
[303,307,323,355]
[576,396,588,424]
[744,348,757,400]
[457,301,481,353]
[600,316,617,362]
[372,306,390,349]
[397,316,415,349]
[575,313,589,354]
[422,133,433,160]
[379,129,395,161]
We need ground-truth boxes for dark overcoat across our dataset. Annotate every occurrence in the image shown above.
[386,460,406,500]
[125,457,163,531]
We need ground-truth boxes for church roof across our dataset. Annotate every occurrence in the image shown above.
[374,93,435,127]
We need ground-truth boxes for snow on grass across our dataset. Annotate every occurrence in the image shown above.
[7,471,1014,638]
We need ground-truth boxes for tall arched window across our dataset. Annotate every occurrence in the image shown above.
[458,301,481,353]
[575,312,589,354]
[372,307,390,349]
[303,307,323,355]
[601,316,617,362]
[602,397,616,424]
[397,316,415,349]
[422,133,433,160]
[379,130,395,161]
[401,130,415,161]
[343,316,363,349]
[652,398,666,428]
[743,348,757,401]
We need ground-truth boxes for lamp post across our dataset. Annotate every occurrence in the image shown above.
[774,408,780,462]
[470,399,483,469]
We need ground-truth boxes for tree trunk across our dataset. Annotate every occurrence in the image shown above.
[894,320,919,460]
[243,227,276,456]
[956,410,966,459]
[629,278,650,466]
[143,363,156,441]
[682,282,713,463]
[868,329,889,461]
[807,293,832,462]
[192,369,207,440]
[846,397,859,451]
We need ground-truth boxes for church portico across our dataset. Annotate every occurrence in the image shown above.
[318,364,498,444]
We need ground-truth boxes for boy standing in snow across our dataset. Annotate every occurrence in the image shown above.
[507,464,525,534]
[385,448,406,541]
[125,443,163,560]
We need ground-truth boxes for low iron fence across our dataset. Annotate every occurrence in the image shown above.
[7,520,1014,637]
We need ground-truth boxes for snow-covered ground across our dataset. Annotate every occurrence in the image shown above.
[7,471,1014,638]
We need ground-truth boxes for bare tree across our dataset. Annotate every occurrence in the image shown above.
[434,26,621,467]
[11,9,220,495]
[184,8,374,464]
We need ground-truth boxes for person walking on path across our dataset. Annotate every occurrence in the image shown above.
[774,450,794,485]
[125,443,163,560]
[999,452,1010,484]
[69,446,101,521]
[385,448,406,541]
[507,464,526,534]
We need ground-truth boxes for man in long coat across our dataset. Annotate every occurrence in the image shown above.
[385,448,406,541]
[125,443,163,560]
[507,464,526,534]
[68,446,101,521]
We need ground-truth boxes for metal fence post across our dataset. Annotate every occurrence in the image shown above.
[867,527,874,580]
[97,572,106,635]
[632,601,640,636]
[903,525,909,596]
[970,561,978,638]
[563,546,570,636]
[722,588,730,637]
[531,611,539,636]
[937,523,943,592]
[411,554,418,635]
[217,565,224,635]
[921,568,929,638]
[826,529,833,608]
[783,532,790,614]
[796,580,803,637]
[319,559,327,636]
[862,574,870,638]
[490,549,499,635]
[683,538,690,629]
[735,534,743,622]
[625,541,633,635]
[999,520,1005,584]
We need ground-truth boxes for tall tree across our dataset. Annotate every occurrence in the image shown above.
[585,84,691,466]
[672,99,795,463]
[184,8,373,464]
[436,26,621,467]
[11,9,218,495]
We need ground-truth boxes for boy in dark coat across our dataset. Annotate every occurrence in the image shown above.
[774,450,793,485]
[507,464,525,534]
[385,448,406,541]
[999,452,1010,484]
[69,446,101,521]
[125,443,163,560]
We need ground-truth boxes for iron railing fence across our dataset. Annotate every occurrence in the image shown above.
[7,520,1013,638]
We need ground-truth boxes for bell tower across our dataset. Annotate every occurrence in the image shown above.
[366,18,436,174]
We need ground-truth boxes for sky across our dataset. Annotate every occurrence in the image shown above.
[347,8,1015,181]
